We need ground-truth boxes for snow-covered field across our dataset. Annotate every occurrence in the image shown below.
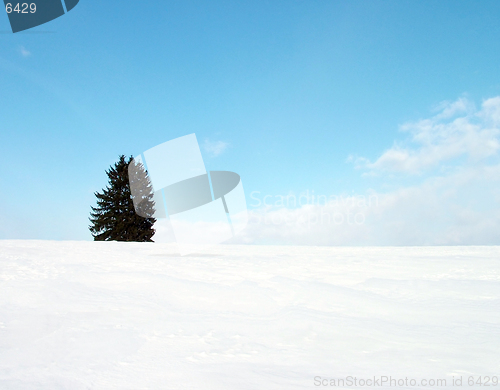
[0,241,499,389]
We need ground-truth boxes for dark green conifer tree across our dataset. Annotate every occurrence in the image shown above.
[89,155,156,241]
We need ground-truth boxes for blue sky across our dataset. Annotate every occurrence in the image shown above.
[1,0,500,243]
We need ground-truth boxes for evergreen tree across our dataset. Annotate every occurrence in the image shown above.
[89,155,156,242]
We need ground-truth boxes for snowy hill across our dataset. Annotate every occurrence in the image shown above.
[0,241,499,389]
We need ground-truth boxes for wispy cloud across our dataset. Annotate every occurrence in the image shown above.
[232,96,500,246]
[232,163,500,246]
[203,139,229,157]
[19,46,31,57]
[351,96,500,175]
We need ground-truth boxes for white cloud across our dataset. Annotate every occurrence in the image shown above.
[355,97,500,174]
[479,96,500,126]
[203,139,229,157]
[19,46,31,57]
[431,96,475,120]
[232,164,500,246]
[230,96,500,246]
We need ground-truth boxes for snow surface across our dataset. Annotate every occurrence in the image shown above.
[0,241,499,389]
